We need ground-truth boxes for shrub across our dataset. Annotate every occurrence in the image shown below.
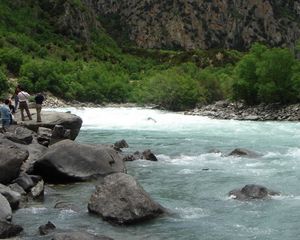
[0,69,8,95]
[232,43,298,105]
[136,65,201,111]
[0,47,24,74]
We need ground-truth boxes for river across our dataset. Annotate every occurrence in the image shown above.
[14,107,300,239]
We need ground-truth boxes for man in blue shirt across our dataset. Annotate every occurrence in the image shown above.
[0,99,12,131]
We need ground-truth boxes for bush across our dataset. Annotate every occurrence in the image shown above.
[135,65,202,111]
[0,47,24,74]
[232,43,298,105]
[0,69,8,95]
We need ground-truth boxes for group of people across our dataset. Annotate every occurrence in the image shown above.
[0,86,45,130]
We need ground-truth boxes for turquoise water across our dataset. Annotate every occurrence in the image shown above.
[14,107,300,239]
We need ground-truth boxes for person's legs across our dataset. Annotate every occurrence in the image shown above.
[19,102,26,121]
[15,96,19,111]
[36,104,42,122]
[2,119,10,131]
[24,103,32,120]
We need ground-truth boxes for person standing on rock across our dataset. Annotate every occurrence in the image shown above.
[34,92,44,122]
[17,87,32,121]
[0,99,12,131]
[11,85,20,111]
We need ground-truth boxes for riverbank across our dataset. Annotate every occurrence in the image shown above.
[44,95,300,121]
[185,100,300,121]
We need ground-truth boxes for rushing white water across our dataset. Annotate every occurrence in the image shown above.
[16,107,300,240]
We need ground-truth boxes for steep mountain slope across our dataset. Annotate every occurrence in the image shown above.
[93,0,300,50]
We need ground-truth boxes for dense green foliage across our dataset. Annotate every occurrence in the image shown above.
[0,69,8,97]
[0,0,299,110]
[232,43,300,105]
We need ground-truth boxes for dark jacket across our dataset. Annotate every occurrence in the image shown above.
[35,94,44,104]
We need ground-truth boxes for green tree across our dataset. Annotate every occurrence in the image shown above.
[256,48,296,103]
[232,43,268,105]
[232,43,297,105]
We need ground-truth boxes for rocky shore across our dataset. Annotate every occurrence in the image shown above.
[43,93,300,122]
[185,101,300,121]
[0,109,166,239]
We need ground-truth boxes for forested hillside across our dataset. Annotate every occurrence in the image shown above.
[0,0,300,110]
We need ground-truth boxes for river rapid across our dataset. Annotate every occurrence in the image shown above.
[15,107,300,240]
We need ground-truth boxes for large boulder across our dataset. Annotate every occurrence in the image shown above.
[15,110,82,140]
[1,127,48,174]
[88,173,166,225]
[33,140,126,183]
[51,231,113,240]
[0,140,29,184]
[0,194,12,222]
[0,221,23,239]
[229,184,279,201]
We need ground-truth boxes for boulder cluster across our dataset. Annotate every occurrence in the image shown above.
[0,111,166,239]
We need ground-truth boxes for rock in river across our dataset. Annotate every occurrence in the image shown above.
[229,184,279,201]
[88,173,166,225]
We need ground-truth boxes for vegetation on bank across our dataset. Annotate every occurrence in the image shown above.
[0,1,299,111]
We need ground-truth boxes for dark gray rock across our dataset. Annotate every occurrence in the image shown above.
[123,149,158,162]
[88,173,166,225]
[228,148,261,158]
[39,221,56,235]
[4,126,34,145]
[0,184,21,210]
[19,140,48,173]
[0,141,29,184]
[0,194,12,222]
[33,140,126,183]
[13,173,34,192]
[52,231,113,240]
[0,221,23,238]
[15,127,34,144]
[8,183,26,196]
[30,175,43,184]
[37,127,52,146]
[122,152,141,161]
[50,125,70,145]
[229,184,279,201]
[114,139,129,150]
[142,149,158,161]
